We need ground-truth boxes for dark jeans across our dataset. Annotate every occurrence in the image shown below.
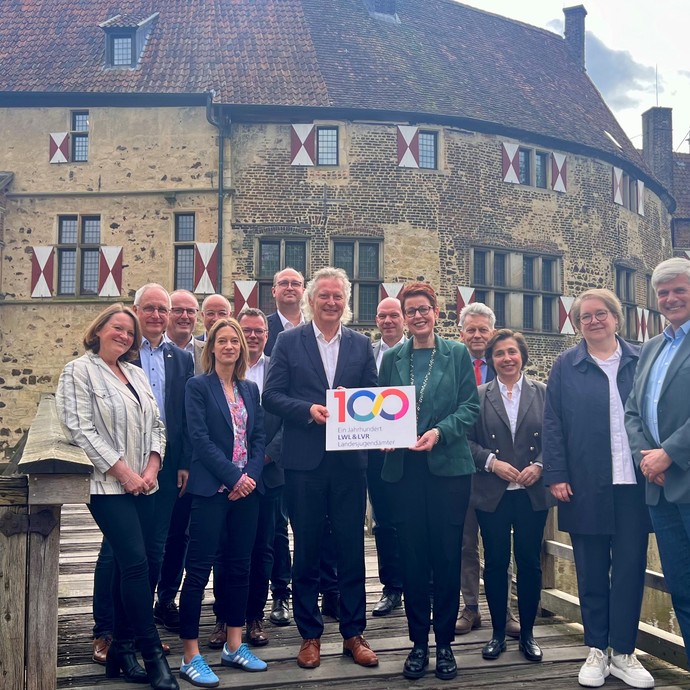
[92,537,114,638]
[476,490,548,639]
[285,458,367,640]
[392,455,470,646]
[570,485,649,654]
[179,491,260,640]
[88,493,160,643]
[156,490,192,605]
[319,521,339,596]
[367,450,403,592]
[269,491,292,600]
[649,494,690,658]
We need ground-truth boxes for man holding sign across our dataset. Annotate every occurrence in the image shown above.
[263,267,379,670]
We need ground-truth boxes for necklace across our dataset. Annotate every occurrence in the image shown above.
[410,346,436,415]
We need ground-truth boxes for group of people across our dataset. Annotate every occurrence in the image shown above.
[54,256,690,689]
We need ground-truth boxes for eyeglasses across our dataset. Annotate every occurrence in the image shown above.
[171,307,199,316]
[276,280,303,288]
[404,305,432,317]
[203,310,229,318]
[141,305,170,315]
[241,328,267,336]
[376,312,402,320]
[580,309,610,324]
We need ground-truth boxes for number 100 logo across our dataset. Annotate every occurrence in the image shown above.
[333,388,410,423]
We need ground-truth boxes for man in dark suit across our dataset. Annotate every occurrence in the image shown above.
[456,303,518,637]
[132,283,194,632]
[369,297,406,616]
[626,257,690,661]
[263,267,379,670]
[264,267,305,357]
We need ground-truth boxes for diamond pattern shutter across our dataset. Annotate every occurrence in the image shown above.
[30,246,55,297]
[612,167,624,205]
[234,281,259,313]
[501,142,520,184]
[551,153,567,193]
[98,247,123,297]
[397,126,420,168]
[456,287,476,324]
[291,124,316,166]
[194,243,218,294]
[559,296,576,335]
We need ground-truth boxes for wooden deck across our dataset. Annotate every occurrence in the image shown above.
[57,505,690,690]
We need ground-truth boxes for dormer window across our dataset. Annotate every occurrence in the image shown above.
[100,12,159,68]
[363,0,400,23]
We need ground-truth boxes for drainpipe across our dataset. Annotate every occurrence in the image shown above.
[206,91,229,293]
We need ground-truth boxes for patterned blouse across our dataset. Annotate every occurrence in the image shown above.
[220,379,248,470]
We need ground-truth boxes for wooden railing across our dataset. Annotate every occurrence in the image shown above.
[0,394,92,690]
[540,510,687,671]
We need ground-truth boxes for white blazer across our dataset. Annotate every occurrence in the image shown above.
[56,353,166,495]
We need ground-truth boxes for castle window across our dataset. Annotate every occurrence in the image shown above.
[71,111,89,162]
[518,149,531,185]
[471,247,562,332]
[174,213,196,291]
[615,265,637,340]
[418,131,438,169]
[535,152,549,189]
[257,238,309,314]
[57,215,101,296]
[112,35,134,66]
[316,127,339,166]
[333,239,382,323]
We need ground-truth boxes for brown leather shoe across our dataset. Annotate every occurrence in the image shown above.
[455,607,481,635]
[246,619,269,646]
[208,620,227,649]
[505,610,521,639]
[92,634,112,665]
[342,635,379,667]
[297,638,321,668]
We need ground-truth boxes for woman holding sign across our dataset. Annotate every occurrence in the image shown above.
[378,282,479,681]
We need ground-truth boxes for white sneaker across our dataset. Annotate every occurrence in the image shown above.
[578,647,609,687]
[609,652,655,688]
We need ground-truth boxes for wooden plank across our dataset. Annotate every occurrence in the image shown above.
[28,474,91,506]
[26,505,61,690]
[0,475,29,506]
[0,503,28,689]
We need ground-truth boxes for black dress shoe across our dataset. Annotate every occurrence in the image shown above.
[519,636,543,662]
[372,589,402,617]
[269,598,291,626]
[321,593,340,620]
[435,645,457,681]
[482,637,507,660]
[403,644,429,679]
[153,600,180,633]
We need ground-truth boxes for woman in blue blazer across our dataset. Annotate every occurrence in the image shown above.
[178,318,267,687]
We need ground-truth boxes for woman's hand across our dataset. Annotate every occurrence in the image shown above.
[107,458,148,495]
[516,463,542,487]
[141,452,162,491]
[549,482,573,502]
[410,429,440,452]
[228,474,257,501]
[491,459,521,483]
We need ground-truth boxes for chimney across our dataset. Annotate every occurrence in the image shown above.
[642,106,674,192]
[564,5,587,70]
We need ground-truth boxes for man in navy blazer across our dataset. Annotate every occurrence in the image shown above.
[626,257,690,660]
[133,283,194,631]
[265,267,306,356]
[263,267,379,670]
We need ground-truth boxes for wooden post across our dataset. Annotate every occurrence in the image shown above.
[0,394,93,690]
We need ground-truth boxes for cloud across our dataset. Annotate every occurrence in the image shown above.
[679,70,690,80]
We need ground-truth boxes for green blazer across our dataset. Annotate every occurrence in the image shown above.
[378,334,479,482]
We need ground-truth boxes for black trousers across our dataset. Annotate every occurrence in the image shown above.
[156,489,192,605]
[392,455,471,646]
[476,490,548,639]
[367,450,403,592]
[88,493,160,644]
[179,491,259,640]
[269,492,292,600]
[284,456,367,640]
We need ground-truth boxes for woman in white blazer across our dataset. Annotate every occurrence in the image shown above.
[56,303,177,690]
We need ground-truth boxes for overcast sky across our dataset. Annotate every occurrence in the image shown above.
[459,0,690,152]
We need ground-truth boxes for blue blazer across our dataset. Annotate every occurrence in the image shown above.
[264,311,284,357]
[263,323,378,471]
[134,341,194,471]
[185,372,266,497]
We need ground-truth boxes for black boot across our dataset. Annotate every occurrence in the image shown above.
[139,639,179,690]
[104,639,148,683]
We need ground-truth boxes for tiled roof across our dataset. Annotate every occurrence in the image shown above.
[0,0,655,180]
[674,153,690,218]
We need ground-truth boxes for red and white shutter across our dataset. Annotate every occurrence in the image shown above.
[501,142,520,184]
[30,246,55,297]
[637,180,645,216]
[98,246,123,297]
[290,124,315,166]
[559,296,576,335]
[234,281,258,313]
[397,126,419,168]
[49,133,69,164]
[380,282,404,300]
[612,167,624,205]
[636,307,650,342]
[456,286,476,323]
[194,242,218,294]
[551,153,567,193]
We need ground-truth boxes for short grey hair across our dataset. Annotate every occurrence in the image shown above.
[134,283,170,307]
[652,257,690,290]
[238,307,269,329]
[302,266,353,324]
[459,302,496,330]
[201,293,231,312]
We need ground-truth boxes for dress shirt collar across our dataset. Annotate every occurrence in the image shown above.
[312,321,342,344]
[497,373,523,397]
[277,309,305,331]
[663,319,690,341]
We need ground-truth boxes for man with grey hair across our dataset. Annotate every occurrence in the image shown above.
[168,289,204,373]
[626,256,690,666]
[198,293,232,340]
[263,267,379,670]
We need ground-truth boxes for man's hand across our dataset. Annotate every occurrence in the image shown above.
[177,469,189,496]
[640,448,672,484]
[309,404,329,424]
[549,482,573,503]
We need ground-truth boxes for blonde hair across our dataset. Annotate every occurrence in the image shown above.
[201,317,249,379]
[571,288,624,333]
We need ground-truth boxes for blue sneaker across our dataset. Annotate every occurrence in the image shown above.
[180,654,219,688]
[221,642,268,672]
